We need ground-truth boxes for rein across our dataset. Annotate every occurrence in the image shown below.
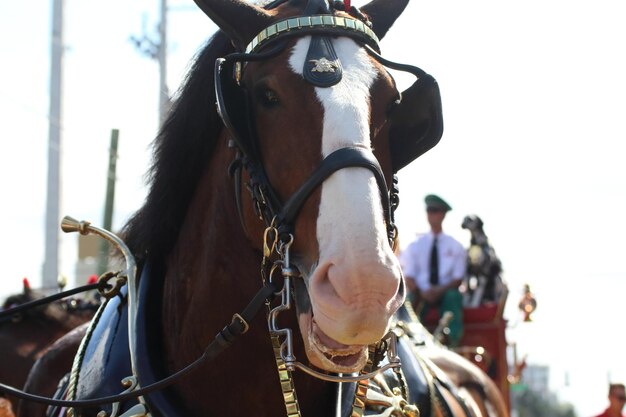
[0,282,103,323]
[0,216,278,410]
[0,279,278,408]
[0,216,398,413]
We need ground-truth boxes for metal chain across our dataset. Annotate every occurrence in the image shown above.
[272,335,303,417]
[350,344,376,416]
[263,224,302,417]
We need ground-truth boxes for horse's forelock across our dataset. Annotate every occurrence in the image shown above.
[122,31,235,266]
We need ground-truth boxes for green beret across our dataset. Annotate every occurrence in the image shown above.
[424,194,452,212]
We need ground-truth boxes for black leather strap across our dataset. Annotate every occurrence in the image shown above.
[276,146,391,234]
[0,281,104,321]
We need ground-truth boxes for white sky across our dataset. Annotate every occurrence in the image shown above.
[1,1,625,415]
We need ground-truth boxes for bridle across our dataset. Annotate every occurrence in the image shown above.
[217,12,401,245]
[216,6,428,415]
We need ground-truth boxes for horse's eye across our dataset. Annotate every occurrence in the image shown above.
[257,88,280,107]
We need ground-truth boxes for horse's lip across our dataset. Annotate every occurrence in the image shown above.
[308,318,367,370]
[311,319,353,351]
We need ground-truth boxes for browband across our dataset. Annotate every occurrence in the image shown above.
[245,14,379,53]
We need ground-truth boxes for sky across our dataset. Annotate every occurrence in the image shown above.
[1,1,625,416]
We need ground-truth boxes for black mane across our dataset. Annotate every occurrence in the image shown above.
[122,30,234,266]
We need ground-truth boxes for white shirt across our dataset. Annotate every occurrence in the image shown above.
[400,232,467,290]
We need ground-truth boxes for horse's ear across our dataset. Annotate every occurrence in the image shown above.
[193,0,273,49]
[360,0,409,40]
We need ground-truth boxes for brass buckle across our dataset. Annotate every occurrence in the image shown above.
[232,313,250,334]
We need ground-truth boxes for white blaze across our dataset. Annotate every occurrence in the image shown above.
[289,37,392,285]
[289,36,403,351]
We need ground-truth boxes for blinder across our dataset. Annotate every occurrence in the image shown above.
[216,44,290,223]
[389,75,443,172]
[215,43,289,171]
[364,45,444,173]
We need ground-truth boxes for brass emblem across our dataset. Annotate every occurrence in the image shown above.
[309,57,338,72]
[364,374,420,417]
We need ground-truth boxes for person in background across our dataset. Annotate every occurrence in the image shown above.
[593,383,626,417]
[400,194,466,346]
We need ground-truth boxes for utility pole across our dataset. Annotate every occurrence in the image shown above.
[42,0,64,290]
[158,0,169,124]
[98,129,119,275]
[131,0,170,125]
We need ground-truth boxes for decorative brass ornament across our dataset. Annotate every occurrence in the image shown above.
[245,15,379,54]
[96,377,150,417]
[309,57,338,73]
[365,377,420,416]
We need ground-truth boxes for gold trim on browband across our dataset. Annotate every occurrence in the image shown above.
[245,14,379,54]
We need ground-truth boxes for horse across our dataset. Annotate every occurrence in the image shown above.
[10,0,488,415]
[461,215,505,307]
[0,282,96,416]
[17,324,89,417]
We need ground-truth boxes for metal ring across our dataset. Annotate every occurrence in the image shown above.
[98,271,127,299]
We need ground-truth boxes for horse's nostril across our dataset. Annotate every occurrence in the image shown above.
[313,262,343,302]
[311,258,402,312]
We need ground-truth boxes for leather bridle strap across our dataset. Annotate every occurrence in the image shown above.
[363,44,426,79]
[275,146,392,237]
[0,281,278,408]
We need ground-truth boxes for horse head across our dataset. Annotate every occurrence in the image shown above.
[188,0,443,374]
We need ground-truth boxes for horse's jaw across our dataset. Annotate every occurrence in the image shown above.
[298,310,369,373]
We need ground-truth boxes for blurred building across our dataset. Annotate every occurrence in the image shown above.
[76,234,99,284]
[523,364,549,395]
[75,234,120,286]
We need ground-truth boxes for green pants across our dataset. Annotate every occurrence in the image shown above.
[420,288,464,347]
